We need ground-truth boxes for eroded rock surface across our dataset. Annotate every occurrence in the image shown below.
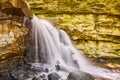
[0,0,31,79]
[0,0,30,68]
[27,0,120,58]
[0,0,32,18]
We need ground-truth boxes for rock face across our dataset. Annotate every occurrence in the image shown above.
[0,0,30,67]
[48,73,61,80]
[0,0,32,18]
[0,0,32,79]
[27,0,120,58]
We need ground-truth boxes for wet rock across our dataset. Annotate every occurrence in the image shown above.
[32,77,38,80]
[55,64,61,71]
[26,63,32,70]
[29,63,50,73]
[48,72,61,80]
[68,71,112,80]
[38,73,47,80]
[67,71,95,80]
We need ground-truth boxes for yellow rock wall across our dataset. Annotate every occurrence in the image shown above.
[0,0,33,62]
[0,11,28,62]
[27,0,120,58]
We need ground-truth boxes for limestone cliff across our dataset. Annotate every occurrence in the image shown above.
[26,0,120,58]
[0,0,31,64]
[0,0,120,60]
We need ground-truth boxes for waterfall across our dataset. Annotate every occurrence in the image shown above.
[35,27,39,63]
[27,15,119,80]
[30,15,90,71]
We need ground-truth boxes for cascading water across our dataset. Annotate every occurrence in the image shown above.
[35,26,39,63]
[27,15,120,80]
[30,15,90,71]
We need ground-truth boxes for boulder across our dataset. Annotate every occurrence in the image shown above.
[32,77,38,80]
[48,72,61,80]
[67,71,112,80]
[67,71,95,80]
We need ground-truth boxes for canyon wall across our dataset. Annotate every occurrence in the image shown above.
[27,0,120,58]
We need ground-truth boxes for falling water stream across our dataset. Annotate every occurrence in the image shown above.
[27,15,120,80]
[35,26,39,63]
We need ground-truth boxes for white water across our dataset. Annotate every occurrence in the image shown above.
[31,15,89,71]
[35,26,39,62]
[29,15,120,80]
